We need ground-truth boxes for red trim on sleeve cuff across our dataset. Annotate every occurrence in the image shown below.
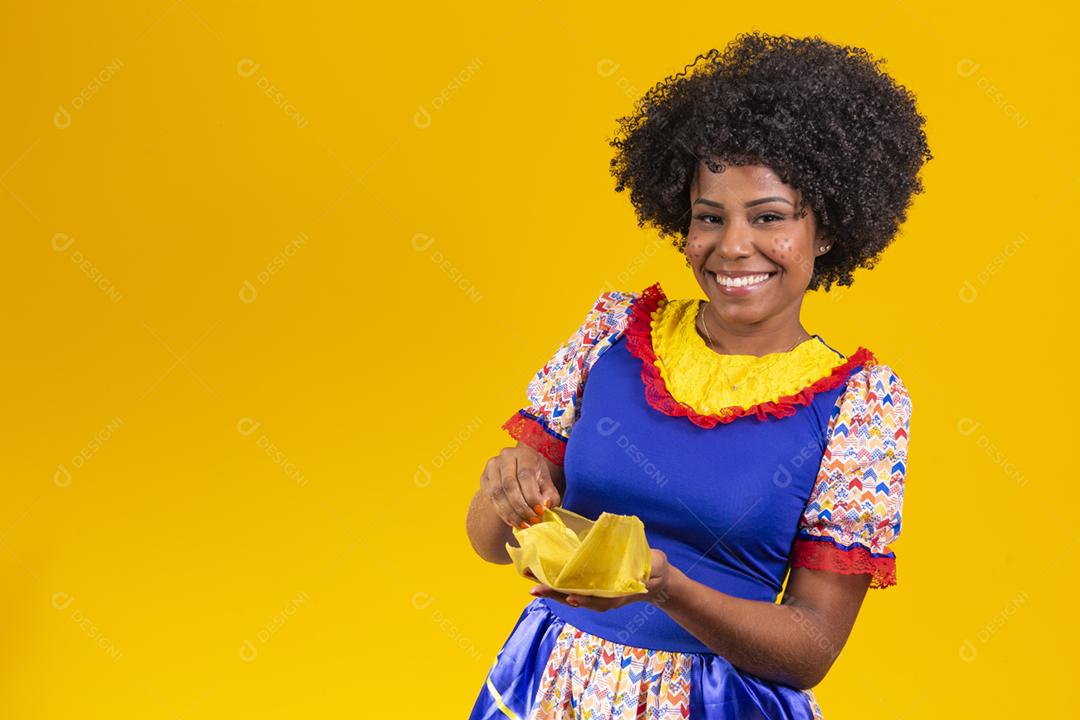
[501,412,567,466]
[790,537,897,589]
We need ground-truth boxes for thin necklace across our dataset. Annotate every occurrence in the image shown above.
[696,301,810,357]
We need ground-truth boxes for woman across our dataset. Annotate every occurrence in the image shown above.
[466,31,931,719]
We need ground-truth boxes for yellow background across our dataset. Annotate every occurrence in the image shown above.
[1,2,1075,717]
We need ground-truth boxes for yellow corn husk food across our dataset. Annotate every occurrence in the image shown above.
[505,506,651,597]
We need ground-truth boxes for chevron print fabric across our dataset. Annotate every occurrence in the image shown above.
[501,290,637,466]
[469,599,824,720]
[528,623,692,718]
[789,362,913,588]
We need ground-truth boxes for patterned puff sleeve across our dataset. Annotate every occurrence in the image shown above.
[789,362,913,589]
[501,290,636,466]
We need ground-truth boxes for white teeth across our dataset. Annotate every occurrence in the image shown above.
[714,272,772,288]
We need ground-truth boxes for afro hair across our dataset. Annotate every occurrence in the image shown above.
[608,31,933,291]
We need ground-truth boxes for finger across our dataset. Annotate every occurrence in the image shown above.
[561,594,622,611]
[487,480,519,529]
[532,586,579,607]
[518,463,549,518]
[529,584,562,601]
[499,457,538,525]
[481,465,509,525]
[533,461,561,509]
[485,463,528,529]
[648,549,668,579]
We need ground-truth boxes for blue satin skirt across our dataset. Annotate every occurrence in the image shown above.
[468,598,823,719]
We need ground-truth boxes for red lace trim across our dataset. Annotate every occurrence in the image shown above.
[501,412,567,465]
[790,537,897,589]
[624,282,878,428]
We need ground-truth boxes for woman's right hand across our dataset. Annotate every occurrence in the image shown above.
[481,446,562,530]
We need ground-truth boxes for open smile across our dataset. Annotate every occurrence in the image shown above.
[706,270,778,295]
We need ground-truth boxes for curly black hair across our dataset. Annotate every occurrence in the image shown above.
[608,32,933,291]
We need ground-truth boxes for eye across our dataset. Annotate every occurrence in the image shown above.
[694,212,785,225]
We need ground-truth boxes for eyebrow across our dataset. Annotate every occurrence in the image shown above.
[693,196,794,209]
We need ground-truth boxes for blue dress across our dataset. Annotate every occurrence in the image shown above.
[470,281,912,719]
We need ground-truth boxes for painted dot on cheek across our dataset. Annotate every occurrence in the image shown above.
[772,236,793,260]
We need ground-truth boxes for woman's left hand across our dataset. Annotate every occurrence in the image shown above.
[527,549,680,611]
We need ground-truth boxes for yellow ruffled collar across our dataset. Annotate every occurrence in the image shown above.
[622,282,876,427]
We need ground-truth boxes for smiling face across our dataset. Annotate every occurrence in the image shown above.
[685,159,830,332]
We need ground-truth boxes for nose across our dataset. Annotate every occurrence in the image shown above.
[714,218,755,260]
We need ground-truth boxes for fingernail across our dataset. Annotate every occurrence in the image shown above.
[529,516,541,524]
[533,504,544,516]
[543,498,551,509]
[519,521,529,529]
[567,597,579,607]
[529,588,542,596]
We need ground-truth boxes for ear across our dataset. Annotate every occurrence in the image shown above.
[814,230,831,258]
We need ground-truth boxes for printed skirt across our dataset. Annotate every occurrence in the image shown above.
[468,598,824,719]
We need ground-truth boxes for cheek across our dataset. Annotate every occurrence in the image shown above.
[685,238,707,260]
[770,236,812,274]
[770,236,794,262]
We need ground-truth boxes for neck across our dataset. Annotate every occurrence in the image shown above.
[697,302,811,357]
